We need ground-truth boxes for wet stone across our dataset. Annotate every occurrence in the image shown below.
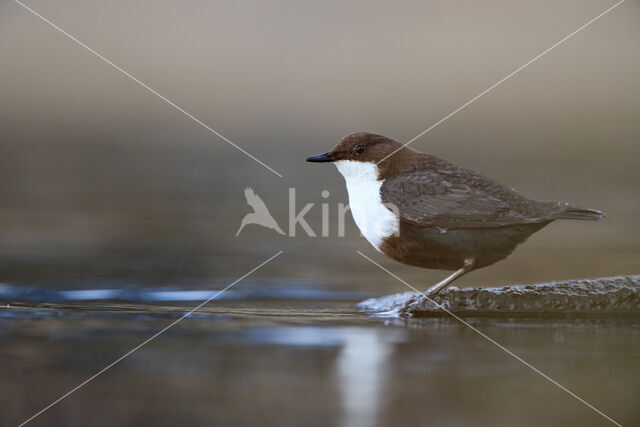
[358,275,640,317]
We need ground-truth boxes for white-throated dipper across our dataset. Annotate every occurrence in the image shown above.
[307,132,604,296]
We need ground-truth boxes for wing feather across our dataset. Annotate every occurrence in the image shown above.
[380,170,544,229]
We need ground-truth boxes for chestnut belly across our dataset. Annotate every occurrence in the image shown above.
[379,220,551,271]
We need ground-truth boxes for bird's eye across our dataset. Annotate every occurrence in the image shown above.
[355,145,366,154]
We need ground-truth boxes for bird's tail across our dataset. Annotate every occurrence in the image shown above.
[553,206,604,221]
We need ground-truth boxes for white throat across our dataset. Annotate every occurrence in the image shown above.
[334,160,399,251]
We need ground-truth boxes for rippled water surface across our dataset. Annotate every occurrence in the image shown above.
[2,278,639,427]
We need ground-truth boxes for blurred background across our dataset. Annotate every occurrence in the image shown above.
[0,0,638,290]
[2,1,640,426]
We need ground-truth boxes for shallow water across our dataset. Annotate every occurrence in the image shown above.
[2,279,639,427]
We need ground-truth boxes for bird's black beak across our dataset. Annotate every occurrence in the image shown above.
[306,152,335,163]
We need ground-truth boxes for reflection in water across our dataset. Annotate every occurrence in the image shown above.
[0,298,639,425]
[0,276,639,425]
[336,329,392,427]
[236,325,401,427]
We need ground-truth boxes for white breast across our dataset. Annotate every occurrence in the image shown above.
[334,160,399,252]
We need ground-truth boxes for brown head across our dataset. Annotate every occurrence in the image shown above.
[306,132,421,178]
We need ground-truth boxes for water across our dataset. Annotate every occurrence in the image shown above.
[2,277,639,426]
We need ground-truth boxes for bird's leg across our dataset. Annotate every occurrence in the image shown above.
[425,258,474,297]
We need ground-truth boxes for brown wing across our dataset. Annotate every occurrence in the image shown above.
[380,170,547,229]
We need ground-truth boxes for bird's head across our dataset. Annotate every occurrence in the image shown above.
[306,132,407,165]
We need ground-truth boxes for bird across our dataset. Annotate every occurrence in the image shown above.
[307,132,603,296]
[236,187,285,236]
